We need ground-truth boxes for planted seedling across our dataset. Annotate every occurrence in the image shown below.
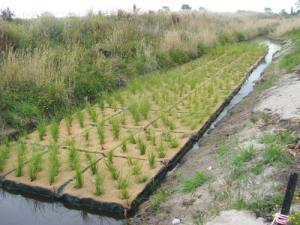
[85,152,98,175]
[111,118,120,139]
[127,153,133,165]
[117,174,129,189]
[74,164,84,188]
[48,142,60,184]
[137,175,148,183]
[97,125,105,145]
[140,97,151,119]
[121,137,127,152]
[28,147,43,181]
[107,149,114,163]
[68,139,78,170]
[128,132,136,144]
[50,119,59,143]
[76,108,85,128]
[132,159,142,175]
[137,136,146,155]
[0,146,10,172]
[147,150,156,167]
[85,129,90,145]
[37,119,47,141]
[95,171,105,196]
[157,140,166,158]
[129,99,140,125]
[120,188,130,200]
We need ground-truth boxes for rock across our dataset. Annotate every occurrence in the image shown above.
[207,166,212,170]
[206,210,265,225]
[172,218,180,224]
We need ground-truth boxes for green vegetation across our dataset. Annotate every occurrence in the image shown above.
[28,147,43,181]
[137,137,147,155]
[120,188,130,200]
[150,189,171,210]
[68,139,78,170]
[147,150,156,167]
[117,175,129,189]
[48,142,60,184]
[94,171,105,196]
[181,171,210,193]
[0,146,10,172]
[37,119,47,141]
[76,108,85,128]
[132,160,142,175]
[50,119,59,142]
[85,152,98,175]
[74,165,84,188]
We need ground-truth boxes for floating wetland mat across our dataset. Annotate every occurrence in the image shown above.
[0,42,268,215]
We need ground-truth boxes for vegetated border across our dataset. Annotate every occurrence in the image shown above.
[0,53,267,216]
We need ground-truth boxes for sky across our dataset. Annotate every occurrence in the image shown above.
[0,0,298,18]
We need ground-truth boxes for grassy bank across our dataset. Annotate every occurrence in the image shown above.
[0,10,300,130]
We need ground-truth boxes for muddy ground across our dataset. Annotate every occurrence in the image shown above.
[125,41,300,224]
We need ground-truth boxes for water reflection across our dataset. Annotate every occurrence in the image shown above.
[0,188,123,225]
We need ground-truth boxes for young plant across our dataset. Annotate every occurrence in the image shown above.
[114,91,125,107]
[86,102,99,123]
[147,150,156,167]
[28,147,43,181]
[119,112,126,125]
[98,96,105,111]
[117,175,129,189]
[84,129,90,144]
[74,165,84,188]
[132,160,142,175]
[137,175,148,183]
[15,150,25,177]
[170,136,179,148]
[129,99,140,125]
[127,153,133,165]
[37,119,47,141]
[76,108,85,128]
[68,140,78,170]
[0,146,10,172]
[137,137,146,155]
[85,152,98,175]
[107,149,114,163]
[120,188,130,200]
[128,132,136,144]
[157,140,166,158]
[121,137,127,152]
[50,119,59,143]
[111,118,120,139]
[97,125,105,145]
[48,142,60,184]
[140,97,151,119]
[95,171,105,196]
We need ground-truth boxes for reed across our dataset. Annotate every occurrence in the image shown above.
[76,108,85,128]
[95,171,105,196]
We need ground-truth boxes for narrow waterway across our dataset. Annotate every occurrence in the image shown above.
[0,41,281,225]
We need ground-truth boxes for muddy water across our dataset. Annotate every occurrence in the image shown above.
[0,41,281,225]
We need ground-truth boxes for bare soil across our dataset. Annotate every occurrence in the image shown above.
[125,44,300,224]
